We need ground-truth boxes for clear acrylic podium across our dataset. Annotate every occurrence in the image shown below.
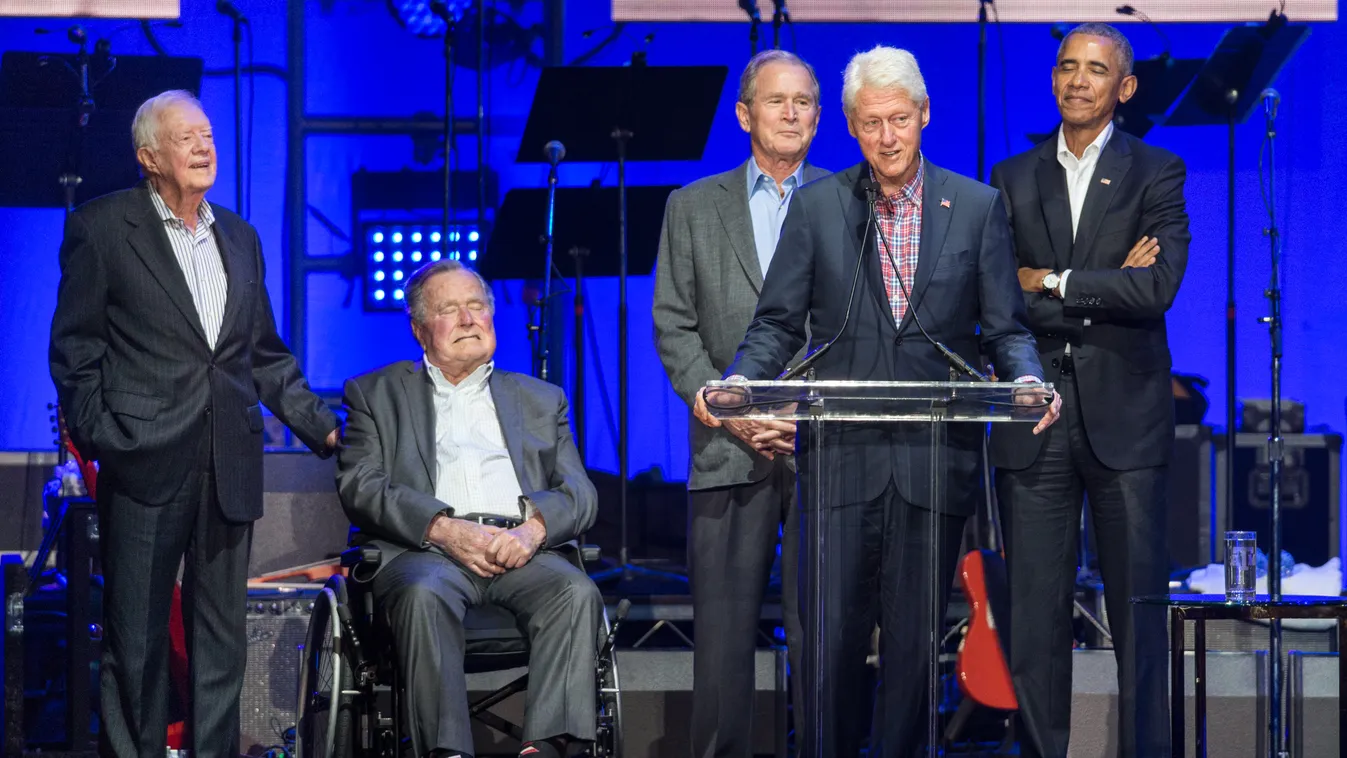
[704,379,1053,758]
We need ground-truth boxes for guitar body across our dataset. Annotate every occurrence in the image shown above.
[954,548,1017,711]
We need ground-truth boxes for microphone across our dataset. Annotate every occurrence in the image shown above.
[771,0,791,24]
[866,175,989,383]
[543,140,566,166]
[778,179,876,381]
[67,25,87,46]
[216,0,248,22]
[1261,88,1280,120]
[738,0,761,22]
[1116,4,1172,62]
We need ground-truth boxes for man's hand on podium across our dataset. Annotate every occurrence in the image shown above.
[696,377,796,460]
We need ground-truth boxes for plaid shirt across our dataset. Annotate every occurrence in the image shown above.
[872,161,924,325]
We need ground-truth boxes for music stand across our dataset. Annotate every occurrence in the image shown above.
[0,51,203,209]
[1163,19,1308,758]
[482,183,677,457]
[514,65,726,584]
[1113,55,1203,138]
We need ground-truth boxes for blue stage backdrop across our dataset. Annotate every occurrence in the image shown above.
[2,1,1343,533]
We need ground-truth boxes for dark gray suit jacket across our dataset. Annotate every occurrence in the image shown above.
[652,159,830,491]
[336,361,597,574]
[49,182,337,519]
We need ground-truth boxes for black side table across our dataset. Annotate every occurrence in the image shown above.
[1133,593,1347,758]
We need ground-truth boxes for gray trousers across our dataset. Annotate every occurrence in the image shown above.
[688,458,802,758]
[373,547,603,756]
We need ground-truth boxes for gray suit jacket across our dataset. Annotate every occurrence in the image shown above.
[652,159,830,491]
[335,360,597,574]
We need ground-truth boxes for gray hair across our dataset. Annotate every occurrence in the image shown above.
[842,46,928,116]
[404,259,495,323]
[1057,23,1134,76]
[738,49,821,107]
[132,90,204,153]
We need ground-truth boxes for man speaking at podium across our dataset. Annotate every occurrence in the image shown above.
[712,46,1057,756]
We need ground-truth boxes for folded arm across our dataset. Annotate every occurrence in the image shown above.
[1062,156,1190,321]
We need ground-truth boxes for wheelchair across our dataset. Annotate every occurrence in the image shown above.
[294,544,627,758]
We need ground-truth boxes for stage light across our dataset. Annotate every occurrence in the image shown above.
[361,222,481,311]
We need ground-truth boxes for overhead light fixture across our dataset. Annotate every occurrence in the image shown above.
[361,222,480,312]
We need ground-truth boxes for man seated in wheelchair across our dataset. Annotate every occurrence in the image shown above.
[336,259,602,758]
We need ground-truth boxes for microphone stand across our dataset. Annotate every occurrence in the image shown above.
[770,1,783,49]
[976,0,989,181]
[1259,94,1287,758]
[739,0,762,57]
[535,155,560,381]
[58,27,95,214]
[430,1,456,241]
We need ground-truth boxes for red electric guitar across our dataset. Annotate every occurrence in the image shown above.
[951,432,1017,719]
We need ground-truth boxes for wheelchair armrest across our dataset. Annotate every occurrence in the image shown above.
[341,546,383,569]
[580,545,601,565]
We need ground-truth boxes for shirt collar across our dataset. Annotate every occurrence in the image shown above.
[747,157,807,197]
[147,182,216,229]
[1057,121,1114,163]
[872,156,925,208]
[425,355,493,394]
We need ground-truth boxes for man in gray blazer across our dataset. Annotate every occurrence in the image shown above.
[336,260,601,758]
[652,49,829,758]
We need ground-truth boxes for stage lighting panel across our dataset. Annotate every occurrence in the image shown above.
[361,222,480,312]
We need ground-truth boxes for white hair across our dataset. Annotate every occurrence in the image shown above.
[132,90,204,153]
[842,46,928,116]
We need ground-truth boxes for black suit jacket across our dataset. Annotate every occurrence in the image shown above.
[726,159,1042,514]
[49,183,338,519]
[335,361,598,575]
[988,127,1190,471]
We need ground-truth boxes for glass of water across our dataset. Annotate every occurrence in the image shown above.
[1224,531,1257,603]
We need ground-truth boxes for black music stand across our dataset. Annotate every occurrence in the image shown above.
[0,52,203,209]
[514,65,726,585]
[1164,19,1309,758]
[1113,55,1203,138]
[482,183,677,460]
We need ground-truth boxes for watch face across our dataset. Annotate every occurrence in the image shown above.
[1043,273,1060,289]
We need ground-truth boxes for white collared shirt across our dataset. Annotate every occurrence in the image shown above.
[1054,122,1113,333]
[147,184,227,349]
[426,358,530,521]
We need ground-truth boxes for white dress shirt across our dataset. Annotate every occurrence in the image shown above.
[427,358,531,521]
[1054,121,1113,341]
[148,184,228,349]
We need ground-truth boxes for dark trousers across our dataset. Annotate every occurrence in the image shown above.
[373,548,603,757]
[996,371,1170,758]
[688,459,801,758]
[798,481,966,758]
[97,442,252,758]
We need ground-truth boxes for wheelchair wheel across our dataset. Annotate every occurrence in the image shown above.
[594,607,623,758]
[296,577,356,758]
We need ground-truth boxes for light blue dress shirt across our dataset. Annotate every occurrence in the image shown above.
[746,159,808,279]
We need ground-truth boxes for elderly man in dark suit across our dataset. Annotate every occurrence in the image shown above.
[336,259,601,758]
[652,48,828,758]
[712,46,1059,757]
[989,23,1190,758]
[49,90,339,758]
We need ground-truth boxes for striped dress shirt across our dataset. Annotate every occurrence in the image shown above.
[427,358,533,522]
[873,161,924,325]
[147,185,228,350]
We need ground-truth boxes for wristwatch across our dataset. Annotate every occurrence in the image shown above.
[1041,271,1061,297]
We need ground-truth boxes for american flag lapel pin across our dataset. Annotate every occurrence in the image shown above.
[1100,177,1112,185]
[940,198,951,208]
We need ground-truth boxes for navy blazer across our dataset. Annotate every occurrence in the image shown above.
[727,159,1042,515]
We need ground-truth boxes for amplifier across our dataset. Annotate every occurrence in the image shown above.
[1214,432,1342,568]
[240,591,315,755]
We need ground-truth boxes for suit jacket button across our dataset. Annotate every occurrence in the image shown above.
[1051,358,1060,368]
[894,337,903,346]
[205,406,212,416]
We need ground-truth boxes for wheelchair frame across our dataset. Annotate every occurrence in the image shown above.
[295,546,626,758]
